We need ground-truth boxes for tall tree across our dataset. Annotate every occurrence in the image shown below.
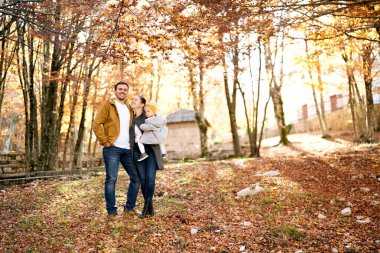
[183,38,211,157]
[72,58,102,169]
[239,37,270,157]
[218,23,243,156]
[0,14,16,116]
[263,35,289,145]
[16,21,39,172]
[361,42,377,142]
[304,39,330,138]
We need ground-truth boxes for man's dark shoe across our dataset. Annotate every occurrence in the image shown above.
[124,209,137,216]
[107,213,117,220]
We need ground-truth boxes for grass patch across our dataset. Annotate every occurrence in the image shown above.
[290,191,312,201]
[172,237,188,248]
[270,227,282,237]
[111,221,124,237]
[58,204,74,215]
[276,204,285,211]
[216,167,234,180]
[266,215,276,223]
[210,191,236,206]
[175,177,192,185]
[338,216,348,224]
[283,224,305,240]
[57,185,71,194]
[179,158,197,164]
[156,173,165,180]
[261,197,275,205]
[199,225,219,232]
[57,217,69,225]
[157,195,186,215]
[18,216,43,230]
[302,191,312,197]
[247,207,259,213]
[270,224,305,241]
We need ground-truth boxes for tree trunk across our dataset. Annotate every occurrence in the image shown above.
[87,69,100,167]
[0,24,8,116]
[70,126,77,164]
[16,22,38,172]
[92,139,99,159]
[361,44,375,142]
[252,39,263,157]
[2,117,18,153]
[55,41,76,162]
[263,37,289,145]
[237,79,252,156]
[187,42,209,157]
[63,65,83,167]
[274,94,289,144]
[0,16,16,116]
[40,3,63,171]
[311,85,325,135]
[305,39,329,138]
[73,59,100,169]
[247,44,257,157]
[16,38,30,167]
[27,33,39,169]
[220,32,241,156]
[315,54,330,137]
[342,50,360,141]
[155,59,162,104]
[231,35,242,155]
[196,41,209,157]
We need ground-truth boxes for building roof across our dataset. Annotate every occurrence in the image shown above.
[166,109,196,123]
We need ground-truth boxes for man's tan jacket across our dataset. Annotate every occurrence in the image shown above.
[93,99,133,146]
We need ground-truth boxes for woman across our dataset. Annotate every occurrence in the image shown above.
[130,96,164,218]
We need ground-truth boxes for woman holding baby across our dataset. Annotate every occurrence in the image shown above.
[130,95,168,218]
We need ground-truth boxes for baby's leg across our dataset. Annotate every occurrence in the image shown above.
[138,141,145,154]
[159,143,166,154]
[160,143,169,163]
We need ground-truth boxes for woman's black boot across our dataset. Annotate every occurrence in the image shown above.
[148,201,155,217]
[138,202,149,219]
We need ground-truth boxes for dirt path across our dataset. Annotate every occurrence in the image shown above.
[260,133,374,157]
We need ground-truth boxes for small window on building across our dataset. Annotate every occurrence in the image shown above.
[330,95,337,112]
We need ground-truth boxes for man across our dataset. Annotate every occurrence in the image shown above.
[93,81,139,216]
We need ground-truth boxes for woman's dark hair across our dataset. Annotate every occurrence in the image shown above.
[139,96,146,106]
[114,81,129,90]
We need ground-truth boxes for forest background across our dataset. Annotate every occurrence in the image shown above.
[0,0,379,172]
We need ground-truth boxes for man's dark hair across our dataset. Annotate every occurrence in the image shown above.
[114,81,129,90]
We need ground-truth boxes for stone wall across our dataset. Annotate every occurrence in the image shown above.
[0,152,104,179]
[293,107,353,133]
[0,152,25,176]
[164,121,201,159]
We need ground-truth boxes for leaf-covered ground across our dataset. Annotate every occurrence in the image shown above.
[1,146,379,252]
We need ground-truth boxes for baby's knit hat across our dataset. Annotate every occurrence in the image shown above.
[146,103,157,114]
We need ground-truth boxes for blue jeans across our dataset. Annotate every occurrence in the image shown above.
[103,146,139,214]
[134,144,157,205]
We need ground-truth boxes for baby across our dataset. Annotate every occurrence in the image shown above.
[135,103,169,162]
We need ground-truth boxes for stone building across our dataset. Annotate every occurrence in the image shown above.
[163,109,201,160]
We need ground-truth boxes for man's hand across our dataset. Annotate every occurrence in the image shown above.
[104,142,112,147]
